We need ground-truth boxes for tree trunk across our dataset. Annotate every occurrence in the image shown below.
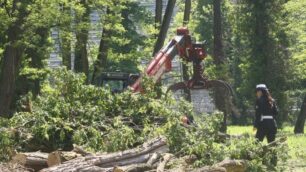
[182,0,191,101]
[41,137,168,172]
[11,152,49,171]
[294,95,306,134]
[153,0,176,56]
[213,0,227,133]
[60,31,72,70]
[0,27,23,117]
[183,0,191,26]
[27,27,49,97]
[59,6,72,70]
[92,8,111,84]
[74,0,90,81]
[213,0,224,65]
[155,0,163,31]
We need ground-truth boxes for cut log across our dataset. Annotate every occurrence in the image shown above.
[215,159,246,172]
[72,144,93,156]
[47,151,81,167]
[182,154,197,164]
[113,163,152,172]
[40,136,168,172]
[191,166,226,172]
[146,153,160,166]
[11,152,48,171]
[156,153,173,172]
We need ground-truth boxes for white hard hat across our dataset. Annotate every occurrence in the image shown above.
[256,84,267,90]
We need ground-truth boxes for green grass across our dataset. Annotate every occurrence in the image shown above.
[228,126,306,172]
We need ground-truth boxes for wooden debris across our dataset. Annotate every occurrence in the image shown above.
[215,159,246,172]
[72,144,93,156]
[191,166,227,172]
[113,163,152,172]
[47,151,81,167]
[40,136,168,172]
[156,153,174,172]
[11,152,48,171]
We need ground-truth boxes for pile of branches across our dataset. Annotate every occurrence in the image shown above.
[0,69,289,171]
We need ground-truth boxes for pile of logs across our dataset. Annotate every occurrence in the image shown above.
[10,136,285,172]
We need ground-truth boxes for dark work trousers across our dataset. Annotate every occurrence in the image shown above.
[256,119,277,143]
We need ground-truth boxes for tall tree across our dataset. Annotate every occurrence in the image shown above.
[92,8,112,84]
[243,0,290,126]
[212,0,228,132]
[294,95,306,134]
[0,1,31,116]
[59,5,73,70]
[0,0,58,116]
[182,0,191,101]
[155,0,163,31]
[92,1,153,84]
[153,0,176,56]
[74,0,90,81]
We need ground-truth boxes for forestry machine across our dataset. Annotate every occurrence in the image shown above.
[131,27,232,96]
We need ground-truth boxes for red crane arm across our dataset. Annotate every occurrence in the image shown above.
[132,28,201,92]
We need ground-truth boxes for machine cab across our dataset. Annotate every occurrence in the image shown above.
[96,72,139,93]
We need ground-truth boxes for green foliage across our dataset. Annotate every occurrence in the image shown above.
[1,69,186,154]
[284,0,306,83]
[0,69,289,171]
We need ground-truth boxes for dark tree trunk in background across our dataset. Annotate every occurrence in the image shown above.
[61,31,72,70]
[153,0,176,56]
[155,0,163,31]
[0,27,23,117]
[294,95,306,134]
[92,8,111,85]
[0,1,28,117]
[182,0,191,101]
[183,0,191,26]
[213,0,224,65]
[213,0,227,133]
[60,6,72,70]
[27,27,49,97]
[74,0,90,82]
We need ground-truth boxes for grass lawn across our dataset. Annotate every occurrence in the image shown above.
[228,126,306,172]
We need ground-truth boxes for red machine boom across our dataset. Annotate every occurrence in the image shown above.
[132,27,207,92]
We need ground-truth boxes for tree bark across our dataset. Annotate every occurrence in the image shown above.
[182,0,191,101]
[60,31,72,70]
[113,163,153,172]
[294,95,306,134]
[212,0,227,133]
[74,0,90,81]
[92,8,111,84]
[11,152,49,171]
[155,0,163,31]
[47,151,81,167]
[213,0,224,65]
[26,27,49,97]
[215,159,246,172]
[0,18,25,117]
[40,137,168,172]
[59,6,72,70]
[156,153,173,172]
[153,0,176,56]
[191,166,226,172]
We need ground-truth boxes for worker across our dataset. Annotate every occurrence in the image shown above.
[253,84,278,143]
[181,114,194,127]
